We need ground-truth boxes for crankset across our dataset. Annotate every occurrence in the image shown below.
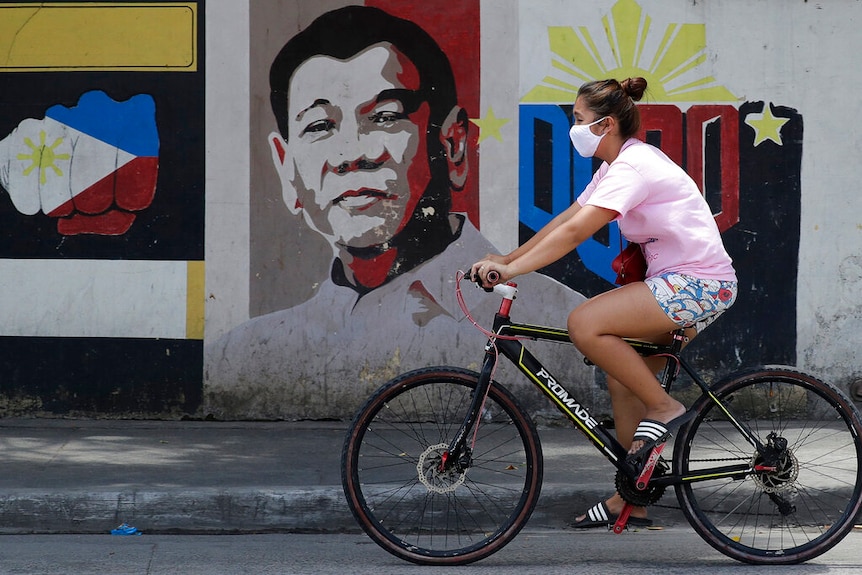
[616,457,668,507]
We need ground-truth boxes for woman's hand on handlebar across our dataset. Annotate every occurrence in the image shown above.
[470,259,509,287]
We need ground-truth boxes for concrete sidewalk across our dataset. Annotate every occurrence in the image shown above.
[0,418,685,535]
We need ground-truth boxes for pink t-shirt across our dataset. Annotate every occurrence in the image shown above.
[577,139,736,281]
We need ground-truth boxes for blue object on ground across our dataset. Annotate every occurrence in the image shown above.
[110,523,142,536]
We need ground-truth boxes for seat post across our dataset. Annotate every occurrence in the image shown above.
[658,329,687,390]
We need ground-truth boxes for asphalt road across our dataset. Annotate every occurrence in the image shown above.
[2,529,861,575]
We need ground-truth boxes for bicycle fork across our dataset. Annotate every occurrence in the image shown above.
[439,345,499,473]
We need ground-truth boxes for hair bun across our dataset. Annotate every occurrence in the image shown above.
[620,77,647,102]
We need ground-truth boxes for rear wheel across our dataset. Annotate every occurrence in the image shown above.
[674,367,862,564]
[341,366,542,565]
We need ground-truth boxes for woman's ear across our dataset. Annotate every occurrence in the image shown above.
[268,132,302,214]
[439,107,469,191]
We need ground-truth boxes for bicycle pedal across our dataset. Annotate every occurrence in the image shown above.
[635,443,666,490]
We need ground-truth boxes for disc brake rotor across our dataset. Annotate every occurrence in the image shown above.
[417,442,467,494]
[752,449,799,492]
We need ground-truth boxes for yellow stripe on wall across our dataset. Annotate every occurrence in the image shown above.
[0,3,197,71]
[186,260,205,340]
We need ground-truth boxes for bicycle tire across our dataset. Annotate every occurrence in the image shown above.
[341,366,543,566]
[674,366,862,564]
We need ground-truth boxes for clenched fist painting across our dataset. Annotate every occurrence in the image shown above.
[0,90,159,236]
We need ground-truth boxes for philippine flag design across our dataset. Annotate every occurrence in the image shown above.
[0,90,159,235]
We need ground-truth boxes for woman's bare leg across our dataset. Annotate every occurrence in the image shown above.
[568,282,687,453]
[586,375,649,520]
[607,374,646,447]
[572,322,697,524]
[582,354,672,520]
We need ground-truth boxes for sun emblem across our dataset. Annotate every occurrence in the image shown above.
[17,130,70,184]
[523,0,738,104]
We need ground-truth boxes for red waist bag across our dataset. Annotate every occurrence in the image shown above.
[611,242,647,285]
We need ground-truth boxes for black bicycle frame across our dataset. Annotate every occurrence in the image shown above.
[447,310,765,486]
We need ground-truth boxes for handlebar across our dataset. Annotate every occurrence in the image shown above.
[468,268,500,291]
[462,269,518,298]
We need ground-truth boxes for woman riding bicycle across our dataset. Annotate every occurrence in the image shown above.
[471,77,738,528]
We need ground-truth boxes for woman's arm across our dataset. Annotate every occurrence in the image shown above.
[480,201,583,266]
[472,204,616,285]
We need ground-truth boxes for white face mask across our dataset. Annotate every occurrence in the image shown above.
[568,116,608,157]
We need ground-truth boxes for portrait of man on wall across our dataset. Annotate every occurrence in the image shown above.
[267,4,471,298]
[205,2,592,420]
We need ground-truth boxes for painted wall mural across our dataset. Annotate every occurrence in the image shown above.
[0,1,817,420]
[517,0,801,376]
[0,90,160,236]
[205,0,803,421]
[206,0,596,420]
[0,2,205,416]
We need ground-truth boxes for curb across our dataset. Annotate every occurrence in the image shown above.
[0,484,686,535]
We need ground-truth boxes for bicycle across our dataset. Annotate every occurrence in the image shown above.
[341,271,862,566]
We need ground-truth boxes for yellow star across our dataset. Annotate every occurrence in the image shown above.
[470,107,510,143]
[744,102,789,146]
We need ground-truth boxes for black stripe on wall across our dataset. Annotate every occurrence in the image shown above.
[0,336,202,417]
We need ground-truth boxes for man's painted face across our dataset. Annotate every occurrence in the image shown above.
[280,44,432,249]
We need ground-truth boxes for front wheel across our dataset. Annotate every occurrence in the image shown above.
[341,366,543,566]
[674,367,862,564]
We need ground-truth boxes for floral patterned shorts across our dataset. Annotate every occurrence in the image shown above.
[645,272,738,333]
